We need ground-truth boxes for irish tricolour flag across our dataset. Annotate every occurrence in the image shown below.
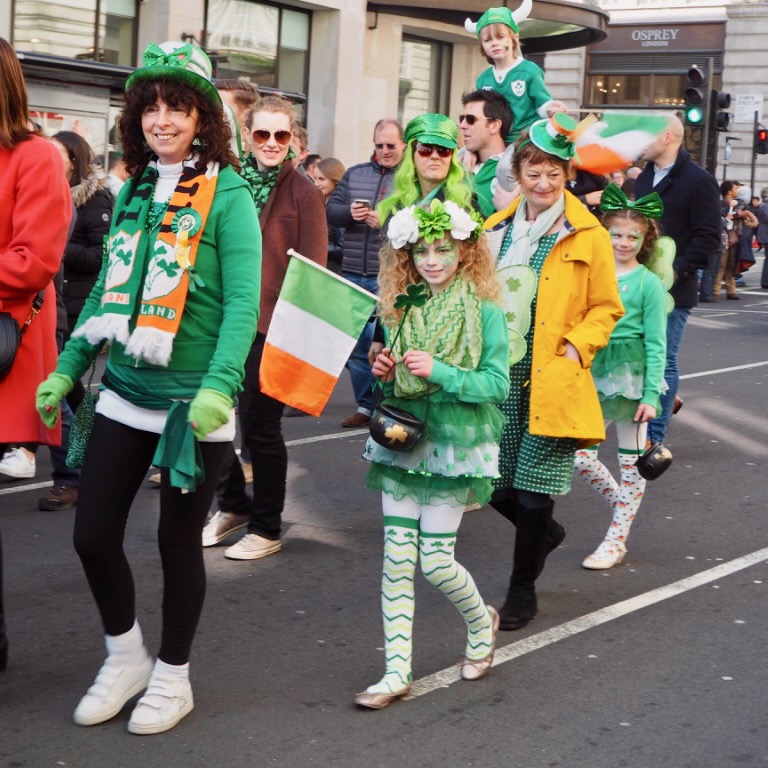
[260,250,378,417]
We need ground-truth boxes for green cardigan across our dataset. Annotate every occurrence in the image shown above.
[56,164,262,400]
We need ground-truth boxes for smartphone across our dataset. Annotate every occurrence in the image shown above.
[353,199,371,209]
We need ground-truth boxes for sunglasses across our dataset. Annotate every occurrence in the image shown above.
[251,129,292,145]
[458,114,492,126]
[415,142,453,158]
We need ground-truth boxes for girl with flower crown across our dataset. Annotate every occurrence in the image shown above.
[573,184,671,569]
[355,199,510,710]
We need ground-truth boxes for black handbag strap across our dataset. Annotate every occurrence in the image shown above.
[19,289,45,337]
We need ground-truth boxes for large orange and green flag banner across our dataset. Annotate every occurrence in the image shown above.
[260,250,378,416]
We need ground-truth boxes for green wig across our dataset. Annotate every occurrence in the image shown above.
[377,140,474,223]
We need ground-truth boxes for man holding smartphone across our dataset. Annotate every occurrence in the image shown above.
[327,119,405,427]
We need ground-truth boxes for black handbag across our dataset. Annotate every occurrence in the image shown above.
[635,423,673,481]
[0,291,44,382]
[369,402,426,453]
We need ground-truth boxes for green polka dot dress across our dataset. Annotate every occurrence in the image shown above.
[496,233,578,494]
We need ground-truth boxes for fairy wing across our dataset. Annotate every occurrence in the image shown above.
[644,235,676,313]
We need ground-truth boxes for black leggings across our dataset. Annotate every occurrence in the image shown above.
[73,414,228,665]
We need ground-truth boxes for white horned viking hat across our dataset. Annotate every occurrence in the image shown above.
[464,0,533,35]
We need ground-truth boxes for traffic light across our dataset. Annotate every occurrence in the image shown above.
[756,126,768,155]
[710,90,733,132]
[684,65,707,125]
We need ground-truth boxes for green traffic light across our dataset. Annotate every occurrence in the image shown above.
[686,106,704,125]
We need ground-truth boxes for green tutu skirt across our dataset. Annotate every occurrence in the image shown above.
[364,396,505,506]
[592,339,661,422]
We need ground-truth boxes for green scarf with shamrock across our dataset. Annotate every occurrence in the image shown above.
[392,276,484,398]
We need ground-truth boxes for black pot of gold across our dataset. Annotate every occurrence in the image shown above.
[369,403,425,453]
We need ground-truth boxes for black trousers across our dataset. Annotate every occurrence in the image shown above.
[216,334,286,540]
[73,414,228,665]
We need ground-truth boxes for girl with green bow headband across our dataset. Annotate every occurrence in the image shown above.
[573,182,674,570]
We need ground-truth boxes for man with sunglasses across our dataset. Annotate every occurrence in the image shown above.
[327,119,405,428]
[459,90,513,217]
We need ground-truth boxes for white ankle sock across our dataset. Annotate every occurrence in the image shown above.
[153,658,190,681]
[104,621,148,665]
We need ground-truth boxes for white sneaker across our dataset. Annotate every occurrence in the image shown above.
[225,533,282,560]
[0,448,36,479]
[582,539,627,570]
[73,653,153,726]
[128,671,194,735]
[201,511,249,547]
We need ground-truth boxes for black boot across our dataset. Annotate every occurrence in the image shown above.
[498,499,562,631]
[489,487,518,526]
[0,527,6,671]
[538,516,566,579]
[498,585,538,631]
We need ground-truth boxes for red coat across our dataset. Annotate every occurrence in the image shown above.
[0,136,73,445]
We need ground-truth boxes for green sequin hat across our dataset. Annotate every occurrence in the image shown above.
[528,112,578,161]
[126,41,221,105]
[464,1,532,35]
[403,113,458,150]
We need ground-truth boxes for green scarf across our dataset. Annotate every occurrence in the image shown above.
[240,148,296,217]
[392,277,484,398]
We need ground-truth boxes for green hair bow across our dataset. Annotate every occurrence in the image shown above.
[600,183,664,220]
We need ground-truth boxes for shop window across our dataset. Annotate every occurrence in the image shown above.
[206,0,309,97]
[13,0,135,63]
[586,75,650,107]
[399,36,451,124]
[585,73,717,110]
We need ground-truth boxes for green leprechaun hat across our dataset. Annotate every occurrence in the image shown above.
[528,112,578,161]
[403,113,458,149]
[126,41,221,105]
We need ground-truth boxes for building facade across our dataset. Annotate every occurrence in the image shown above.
[4,0,767,191]
[545,0,768,192]
[1,0,606,167]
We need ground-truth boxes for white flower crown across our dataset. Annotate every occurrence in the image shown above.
[386,200,480,250]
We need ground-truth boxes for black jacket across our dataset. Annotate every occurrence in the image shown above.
[635,149,721,308]
[326,155,397,278]
[63,173,113,327]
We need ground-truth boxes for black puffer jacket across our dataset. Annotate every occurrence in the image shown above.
[63,170,113,330]
[326,155,397,278]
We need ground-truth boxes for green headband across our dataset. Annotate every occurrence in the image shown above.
[600,183,664,219]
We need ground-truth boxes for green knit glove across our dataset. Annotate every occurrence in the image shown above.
[188,388,233,439]
[36,373,75,428]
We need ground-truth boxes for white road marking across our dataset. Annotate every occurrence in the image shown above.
[680,360,768,379]
[0,480,52,496]
[408,547,768,698]
[0,431,371,497]
[286,428,369,446]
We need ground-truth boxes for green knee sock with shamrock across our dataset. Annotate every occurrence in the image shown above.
[419,532,493,661]
[366,517,418,694]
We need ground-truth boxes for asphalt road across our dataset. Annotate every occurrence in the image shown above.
[1,267,767,768]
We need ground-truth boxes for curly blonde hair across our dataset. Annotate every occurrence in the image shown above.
[378,236,500,327]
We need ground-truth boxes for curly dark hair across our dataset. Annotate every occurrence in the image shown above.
[118,78,237,180]
[601,209,659,265]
